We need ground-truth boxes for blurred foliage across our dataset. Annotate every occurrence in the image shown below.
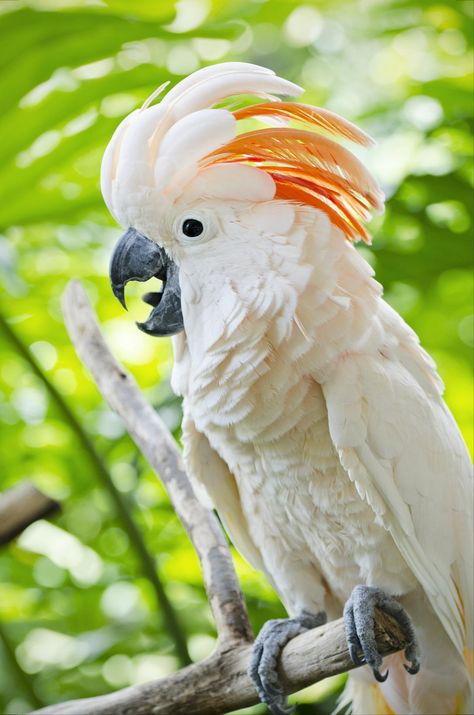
[0,0,472,713]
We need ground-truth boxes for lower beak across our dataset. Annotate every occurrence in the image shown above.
[109,227,184,337]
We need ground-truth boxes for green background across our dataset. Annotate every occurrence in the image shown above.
[0,0,472,713]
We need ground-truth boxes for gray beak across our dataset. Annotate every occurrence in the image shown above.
[109,227,184,337]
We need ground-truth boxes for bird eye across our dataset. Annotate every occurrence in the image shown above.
[182,218,204,238]
[175,211,214,245]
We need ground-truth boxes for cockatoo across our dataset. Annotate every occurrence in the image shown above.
[102,63,473,715]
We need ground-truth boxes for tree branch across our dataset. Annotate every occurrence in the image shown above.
[0,482,60,546]
[61,279,252,646]
[33,608,406,715]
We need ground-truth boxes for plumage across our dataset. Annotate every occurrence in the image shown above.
[205,126,384,241]
[233,101,375,146]
[102,62,473,715]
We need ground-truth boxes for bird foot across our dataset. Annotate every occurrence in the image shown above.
[343,585,420,682]
[249,611,327,715]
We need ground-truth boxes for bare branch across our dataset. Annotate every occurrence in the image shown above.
[61,279,252,645]
[33,608,406,715]
[0,482,60,546]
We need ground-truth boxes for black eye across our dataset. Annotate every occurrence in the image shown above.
[182,218,204,238]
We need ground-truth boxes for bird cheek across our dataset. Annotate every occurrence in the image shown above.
[180,269,202,307]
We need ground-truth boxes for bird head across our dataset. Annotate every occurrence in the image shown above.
[102,62,383,338]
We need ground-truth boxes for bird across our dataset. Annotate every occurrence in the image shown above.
[101,62,473,715]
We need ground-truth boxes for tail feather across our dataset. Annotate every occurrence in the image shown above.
[341,647,472,715]
[337,672,395,715]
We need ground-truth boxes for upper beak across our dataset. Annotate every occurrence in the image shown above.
[109,227,184,337]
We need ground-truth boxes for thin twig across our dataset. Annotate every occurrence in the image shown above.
[61,279,252,646]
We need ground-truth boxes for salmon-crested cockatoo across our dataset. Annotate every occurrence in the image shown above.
[102,63,473,715]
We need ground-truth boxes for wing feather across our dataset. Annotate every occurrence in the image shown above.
[182,411,265,572]
[322,303,473,656]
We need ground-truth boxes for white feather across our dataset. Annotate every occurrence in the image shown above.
[158,109,236,164]
[161,61,302,119]
[187,164,276,202]
[174,205,472,714]
[182,411,265,571]
[322,327,472,657]
[101,62,303,222]
[100,109,138,220]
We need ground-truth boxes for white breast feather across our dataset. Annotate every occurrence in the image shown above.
[177,206,473,664]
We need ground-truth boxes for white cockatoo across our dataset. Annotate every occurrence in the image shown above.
[102,63,473,715]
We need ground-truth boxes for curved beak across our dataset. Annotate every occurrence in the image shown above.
[109,227,184,337]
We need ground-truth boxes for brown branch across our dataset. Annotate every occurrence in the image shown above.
[0,482,60,546]
[33,609,406,715]
[61,279,252,645]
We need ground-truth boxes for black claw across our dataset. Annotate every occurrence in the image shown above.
[348,643,365,666]
[269,703,294,715]
[373,667,389,682]
[344,586,421,686]
[404,642,420,675]
[270,704,294,715]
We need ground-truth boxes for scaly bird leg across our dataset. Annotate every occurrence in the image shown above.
[343,585,421,682]
[249,610,327,715]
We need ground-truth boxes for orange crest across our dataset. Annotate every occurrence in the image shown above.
[203,102,384,243]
